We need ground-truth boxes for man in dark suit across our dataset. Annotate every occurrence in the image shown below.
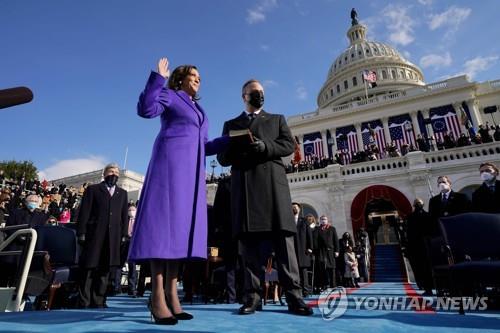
[217,79,312,316]
[292,202,313,297]
[315,216,339,289]
[428,175,471,230]
[472,162,500,213]
[76,163,129,308]
[405,198,434,295]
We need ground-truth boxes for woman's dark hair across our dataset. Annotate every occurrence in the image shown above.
[168,65,200,100]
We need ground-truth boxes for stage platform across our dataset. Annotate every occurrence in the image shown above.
[0,282,499,333]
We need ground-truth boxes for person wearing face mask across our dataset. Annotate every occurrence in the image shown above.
[127,58,229,325]
[314,216,339,291]
[472,162,500,213]
[6,194,48,228]
[217,79,312,316]
[76,163,129,309]
[428,176,471,226]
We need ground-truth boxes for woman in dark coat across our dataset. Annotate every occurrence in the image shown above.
[128,58,228,325]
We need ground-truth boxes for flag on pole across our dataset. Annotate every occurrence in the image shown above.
[362,70,377,88]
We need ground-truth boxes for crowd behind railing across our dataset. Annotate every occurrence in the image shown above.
[286,123,500,173]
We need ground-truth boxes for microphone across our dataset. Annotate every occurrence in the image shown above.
[0,86,34,109]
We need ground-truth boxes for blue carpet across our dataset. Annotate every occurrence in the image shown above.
[0,283,499,333]
[372,244,406,282]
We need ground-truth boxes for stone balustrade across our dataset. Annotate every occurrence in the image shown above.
[287,142,500,184]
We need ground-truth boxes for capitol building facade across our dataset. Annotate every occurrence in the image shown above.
[286,15,500,237]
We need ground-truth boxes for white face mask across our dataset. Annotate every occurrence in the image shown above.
[309,223,316,229]
[438,183,450,193]
[128,210,136,218]
[481,172,495,182]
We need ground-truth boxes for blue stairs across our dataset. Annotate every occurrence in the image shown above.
[372,244,406,282]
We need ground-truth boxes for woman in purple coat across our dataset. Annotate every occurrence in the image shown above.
[128,58,228,325]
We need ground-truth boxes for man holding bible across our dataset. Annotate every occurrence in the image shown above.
[217,79,313,316]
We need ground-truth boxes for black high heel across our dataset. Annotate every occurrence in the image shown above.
[168,302,194,320]
[150,310,178,325]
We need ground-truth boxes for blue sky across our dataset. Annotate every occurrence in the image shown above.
[1,0,499,180]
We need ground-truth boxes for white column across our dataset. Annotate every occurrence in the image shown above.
[410,111,421,137]
[452,102,467,135]
[421,108,434,137]
[320,129,328,158]
[466,99,482,129]
[297,134,305,161]
[382,117,392,144]
[330,128,337,157]
[355,123,363,151]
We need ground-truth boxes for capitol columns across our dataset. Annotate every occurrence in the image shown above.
[421,108,435,138]
[452,102,468,135]
[409,111,421,137]
[330,127,337,156]
[466,98,482,129]
[296,133,305,161]
[355,122,363,150]
[320,129,329,158]
[381,117,392,144]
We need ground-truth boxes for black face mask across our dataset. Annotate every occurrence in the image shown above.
[248,90,264,109]
[104,175,119,187]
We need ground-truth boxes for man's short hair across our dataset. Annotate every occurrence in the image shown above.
[103,163,120,175]
[241,79,260,95]
[479,162,499,174]
[437,175,451,184]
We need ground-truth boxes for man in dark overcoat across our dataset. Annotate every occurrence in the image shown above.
[428,175,471,229]
[217,79,312,316]
[292,202,313,296]
[76,163,128,308]
[472,162,500,213]
[315,216,339,289]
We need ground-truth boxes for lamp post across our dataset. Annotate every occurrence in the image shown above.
[210,160,217,182]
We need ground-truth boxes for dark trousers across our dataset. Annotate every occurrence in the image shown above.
[78,267,110,307]
[113,261,138,293]
[299,267,312,294]
[239,233,302,299]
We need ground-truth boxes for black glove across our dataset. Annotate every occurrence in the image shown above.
[77,234,86,246]
[249,139,266,153]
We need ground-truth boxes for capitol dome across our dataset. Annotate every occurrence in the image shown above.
[318,17,425,108]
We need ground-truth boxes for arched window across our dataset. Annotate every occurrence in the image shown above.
[330,88,333,97]
[336,85,340,93]
[344,80,348,90]
[353,76,358,86]
[300,203,319,220]
[382,70,388,79]
[392,70,397,79]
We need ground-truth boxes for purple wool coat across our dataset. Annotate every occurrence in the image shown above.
[128,71,228,261]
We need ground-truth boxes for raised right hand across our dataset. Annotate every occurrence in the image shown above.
[157,57,170,79]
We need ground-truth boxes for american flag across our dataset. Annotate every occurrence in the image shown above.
[336,125,358,164]
[362,120,386,156]
[362,70,377,83]
[431,107,462,142]
[303,132,324,161]
[388,114,416,151]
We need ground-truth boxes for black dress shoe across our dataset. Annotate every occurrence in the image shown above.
[287,296,313,316]
[238,296,262,315]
